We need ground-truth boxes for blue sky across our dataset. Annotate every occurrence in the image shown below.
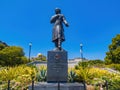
[0,0,120,60]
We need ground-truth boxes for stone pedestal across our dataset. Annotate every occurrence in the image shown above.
[47,50,68,83]
[29,82,85,90]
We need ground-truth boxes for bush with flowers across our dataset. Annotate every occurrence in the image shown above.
[0,65,36,89]
[74,62,120,90]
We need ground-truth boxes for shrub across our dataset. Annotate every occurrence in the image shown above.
[36,65,47,82]
[106,64,120,72]
[0,65,36,89]
[68,68,77,82]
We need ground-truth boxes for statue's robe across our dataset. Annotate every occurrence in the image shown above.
[50,14,68,42]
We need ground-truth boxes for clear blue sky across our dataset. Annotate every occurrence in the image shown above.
[0,0,120,60]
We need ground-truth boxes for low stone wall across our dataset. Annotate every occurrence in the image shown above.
[27,60,79,67]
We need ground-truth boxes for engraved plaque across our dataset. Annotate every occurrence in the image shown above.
[47,51,68,83]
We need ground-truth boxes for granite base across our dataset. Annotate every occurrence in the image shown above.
[29,82,85,90]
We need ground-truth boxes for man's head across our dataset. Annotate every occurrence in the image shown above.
[55,8,61,14]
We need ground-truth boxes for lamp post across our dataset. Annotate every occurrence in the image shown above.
[29,42,32,62]
[80,44,83,61]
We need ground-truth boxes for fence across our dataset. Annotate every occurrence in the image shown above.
[0,80,109,90]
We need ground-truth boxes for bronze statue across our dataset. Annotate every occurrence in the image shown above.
[50,8,69,50]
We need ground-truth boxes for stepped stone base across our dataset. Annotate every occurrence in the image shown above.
[29,82,85,90]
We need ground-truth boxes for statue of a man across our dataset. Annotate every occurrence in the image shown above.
[50,8,69,50]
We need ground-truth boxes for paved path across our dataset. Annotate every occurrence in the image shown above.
[101,68,120,74]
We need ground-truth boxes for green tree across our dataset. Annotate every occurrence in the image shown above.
[88,59,104,64]
[0,41,8,50]
[0,46,28,66]
[105,34,120,64]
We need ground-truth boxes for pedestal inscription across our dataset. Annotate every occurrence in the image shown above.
[47,51,68,83]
